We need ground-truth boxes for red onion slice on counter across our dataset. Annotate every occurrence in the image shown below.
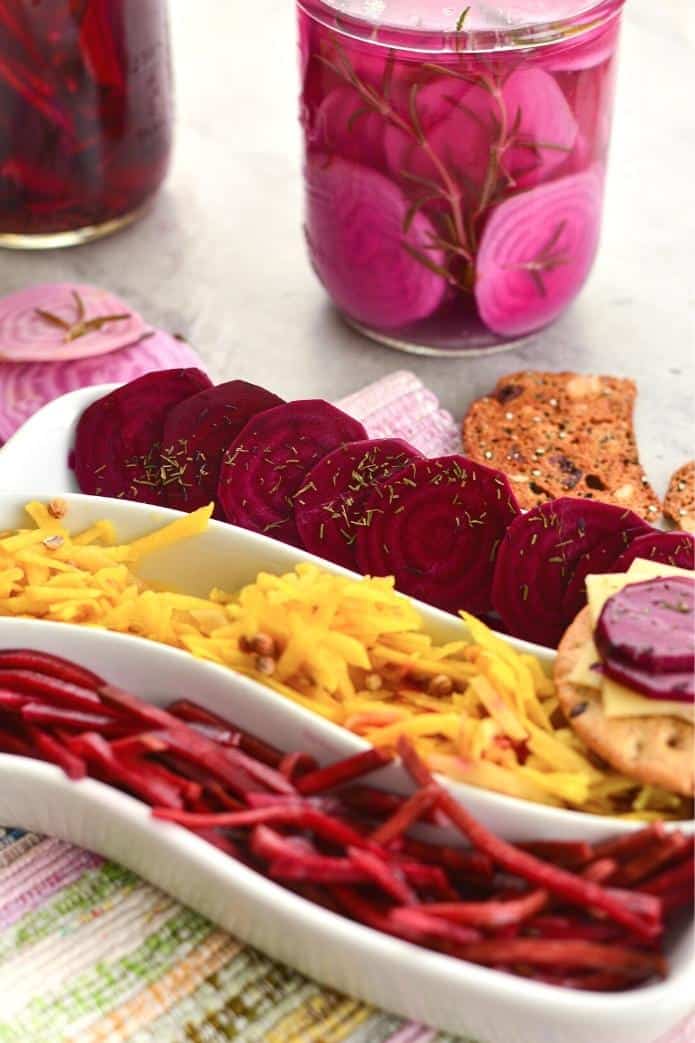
[0,331,206,443]
[0,282,148,361]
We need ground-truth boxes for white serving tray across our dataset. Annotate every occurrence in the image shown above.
[0,402,693,1041]
[0,615,692,1043]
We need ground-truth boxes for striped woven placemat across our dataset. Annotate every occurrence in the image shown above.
[0,828,466,1043]
[0,372,692,1042]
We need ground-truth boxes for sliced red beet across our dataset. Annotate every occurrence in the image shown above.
[294,438,424,569]
[217,400,367,546]
[597,576,694,673]
[305,156,448,330]
[492,499,651,648]
[72,368,213,504]
[161,380,285,517]
[475,167,603,337]
[355,455,520,615]
[612,531,695,573]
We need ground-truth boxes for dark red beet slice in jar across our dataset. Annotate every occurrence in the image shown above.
[216,400,367,546]
[161,381,285,517]
[492,499,650,649]
[355,456,520,616]
[596,576,695,676]
[611,531,695,573]
[294,438,424,570]
[72,368,213,505]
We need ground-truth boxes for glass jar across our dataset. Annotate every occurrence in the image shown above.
[0,0,172,249]
[297,0,625,355]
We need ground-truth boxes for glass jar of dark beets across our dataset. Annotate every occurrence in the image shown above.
[0,0,172,249]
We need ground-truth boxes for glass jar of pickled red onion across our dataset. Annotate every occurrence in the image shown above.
[297,0,625,355]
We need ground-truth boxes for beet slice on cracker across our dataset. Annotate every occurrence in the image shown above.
[555,607,694,797]
[596,576,695,676]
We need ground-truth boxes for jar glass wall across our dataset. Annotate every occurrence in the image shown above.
[0,0,172,249]
[298,0,625,355]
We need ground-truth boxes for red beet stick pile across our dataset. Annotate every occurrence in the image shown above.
[0,649,692,992]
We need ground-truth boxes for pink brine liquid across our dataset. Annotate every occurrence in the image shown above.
[298,1,623,353]
[0,0,172,244]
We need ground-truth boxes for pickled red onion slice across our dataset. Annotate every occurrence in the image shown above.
[0,282,148,361]
[475,168,603,337]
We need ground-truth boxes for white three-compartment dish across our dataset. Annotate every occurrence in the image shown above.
[0,402,693,1042]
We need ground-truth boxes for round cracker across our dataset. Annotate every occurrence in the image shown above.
[554,607,694,797]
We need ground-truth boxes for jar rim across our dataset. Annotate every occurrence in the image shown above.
[296,0,626,54]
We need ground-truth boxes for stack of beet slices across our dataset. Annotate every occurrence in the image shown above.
[71,370,695,647]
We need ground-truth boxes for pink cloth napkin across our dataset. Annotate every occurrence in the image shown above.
[338,369,461,456]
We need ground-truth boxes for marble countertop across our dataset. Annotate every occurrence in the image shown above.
[0,0,692,498]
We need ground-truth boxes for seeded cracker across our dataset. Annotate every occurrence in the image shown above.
[664,460,695,532]
[554,607,694,797]
[461,371,662,520]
